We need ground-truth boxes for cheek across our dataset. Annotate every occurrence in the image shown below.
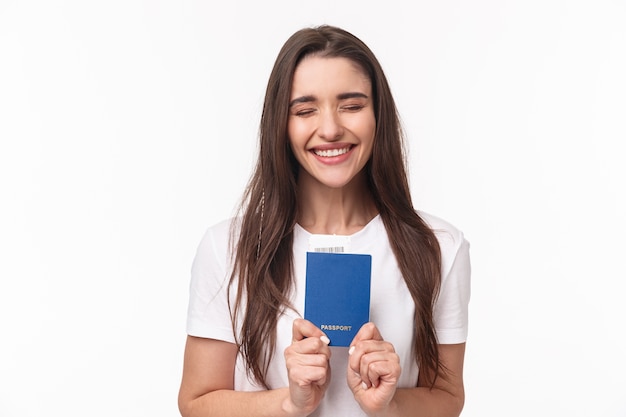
[286,122,297,149]
[360,119,376,158]
[287,119,310,148]
[347,115,376,145]
[365,114,376,145]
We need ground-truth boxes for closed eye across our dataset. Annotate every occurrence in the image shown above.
[341,104,365,112]
[293,108,316,117]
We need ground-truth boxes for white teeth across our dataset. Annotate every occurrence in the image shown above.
[314,147,350,157]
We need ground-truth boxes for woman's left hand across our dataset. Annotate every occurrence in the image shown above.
[347,322,401,415]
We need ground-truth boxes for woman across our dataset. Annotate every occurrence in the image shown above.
[179,25,470,417]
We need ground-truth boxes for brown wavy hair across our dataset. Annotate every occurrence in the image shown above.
[228,25,443,389]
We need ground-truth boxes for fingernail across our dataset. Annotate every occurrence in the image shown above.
[361,382,368,390]
[348,346,355,355]
[320,335,330,345]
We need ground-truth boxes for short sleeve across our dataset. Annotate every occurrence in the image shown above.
[418,211,471,345]
[186,219,237,343]
[433,230,471,344]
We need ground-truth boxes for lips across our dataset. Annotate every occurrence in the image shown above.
[313,146,352,157]
[308,144,355,166]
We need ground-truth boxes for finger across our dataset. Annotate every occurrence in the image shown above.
[286,353,331,382]
[350,322,383,347]
[286,333,330,367]
[288,330,331,361]
[286,349,330,368]
[292,318,331,344]
[359,350,399,388]
[348,341,396,388]
[348,339,394,373]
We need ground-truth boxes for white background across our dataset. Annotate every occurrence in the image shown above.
[1,1,625,416]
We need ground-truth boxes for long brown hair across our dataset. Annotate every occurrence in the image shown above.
[229,25,443,389]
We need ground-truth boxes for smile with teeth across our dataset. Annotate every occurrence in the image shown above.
[313,146,352,157]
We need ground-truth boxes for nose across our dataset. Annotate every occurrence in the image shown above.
[317,110,343,141]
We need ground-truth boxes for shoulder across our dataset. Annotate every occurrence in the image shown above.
[201,217,242,245]
[417,211,467,246]
[417,210,470,275]
[193,217,240,273]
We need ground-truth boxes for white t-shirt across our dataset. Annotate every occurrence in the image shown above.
[186,211,471,417]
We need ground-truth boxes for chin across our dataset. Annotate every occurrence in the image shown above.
[316,176,358,190]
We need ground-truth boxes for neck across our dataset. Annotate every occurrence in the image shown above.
[296,171,378,235]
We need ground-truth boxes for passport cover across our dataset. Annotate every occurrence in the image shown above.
[304,252,372,347]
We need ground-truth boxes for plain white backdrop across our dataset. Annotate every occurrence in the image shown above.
[1,0,625,416]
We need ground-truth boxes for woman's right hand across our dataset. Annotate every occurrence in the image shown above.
[283,318,332,416]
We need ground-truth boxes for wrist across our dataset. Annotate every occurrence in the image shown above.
[280,389,308,417]
[366,397,400,417]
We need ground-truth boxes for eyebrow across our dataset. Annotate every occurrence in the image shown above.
[289,92,369,108]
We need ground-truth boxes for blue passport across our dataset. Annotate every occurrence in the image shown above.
[304,252,372,347]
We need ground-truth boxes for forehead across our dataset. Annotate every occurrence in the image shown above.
[290,55,371,96]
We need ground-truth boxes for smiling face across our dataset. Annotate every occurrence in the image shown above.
[288,55,376,190]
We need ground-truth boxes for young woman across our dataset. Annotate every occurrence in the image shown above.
[178,25,471,417]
